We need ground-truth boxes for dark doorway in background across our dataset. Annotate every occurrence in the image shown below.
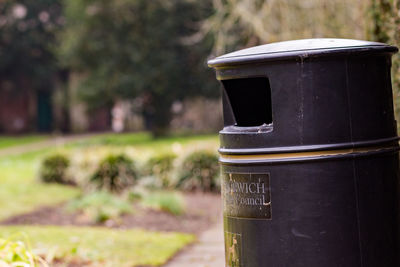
[37,90,53,132]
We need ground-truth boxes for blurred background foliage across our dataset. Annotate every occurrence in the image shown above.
[0,0,399,135]
[0,0,63,90]
[369,0,400,128]
[58,0,218,135]
[204,0,367,55]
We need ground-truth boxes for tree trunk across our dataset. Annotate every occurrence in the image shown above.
[369,0,400,130]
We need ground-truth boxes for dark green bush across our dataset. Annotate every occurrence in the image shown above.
[143,153,177,188]
[39,154,72,185]
[176,151,219,192]
[90,154,138,193]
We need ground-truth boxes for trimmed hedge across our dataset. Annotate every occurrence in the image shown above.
[176,151,219,192]
[90,154,138,193]
[143,153,176,188]
[39,154,72,185]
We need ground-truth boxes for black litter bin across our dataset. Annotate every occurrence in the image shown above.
[208,38,400,267]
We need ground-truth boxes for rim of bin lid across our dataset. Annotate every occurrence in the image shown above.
[208,38,398,67]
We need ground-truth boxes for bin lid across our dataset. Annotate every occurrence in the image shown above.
[208,38,397,67]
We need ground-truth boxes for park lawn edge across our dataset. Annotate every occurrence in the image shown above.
[0,135,48,149]
[0,225,196,266]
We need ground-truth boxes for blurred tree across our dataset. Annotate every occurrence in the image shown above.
[0,0,63,89]
[0,0,65,131]
[59,0,218,136]
[369,0,400,128]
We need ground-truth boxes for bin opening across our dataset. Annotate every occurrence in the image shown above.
[222,77,272,127]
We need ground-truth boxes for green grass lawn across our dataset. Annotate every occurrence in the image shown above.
[69,132,218,150]
[0,132,218,220]
[0,133,217,265]
[0,135,48,149]
[0,149,80,220]
[0,226,195,266]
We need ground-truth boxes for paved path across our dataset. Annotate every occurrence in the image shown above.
[0,134,96,157]
[164,221,225,267]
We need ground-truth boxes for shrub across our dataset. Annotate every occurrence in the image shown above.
[67,192,133,223]
[141,191,185,216]
[39,154,72,185]
[0,234,48,266]
[142,153,177,188]
[90,154,138,193]
[176,151,220,192]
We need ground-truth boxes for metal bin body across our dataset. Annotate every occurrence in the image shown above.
[208,38,400,267]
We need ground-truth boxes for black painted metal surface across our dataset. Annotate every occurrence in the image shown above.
[208,38,400,267]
